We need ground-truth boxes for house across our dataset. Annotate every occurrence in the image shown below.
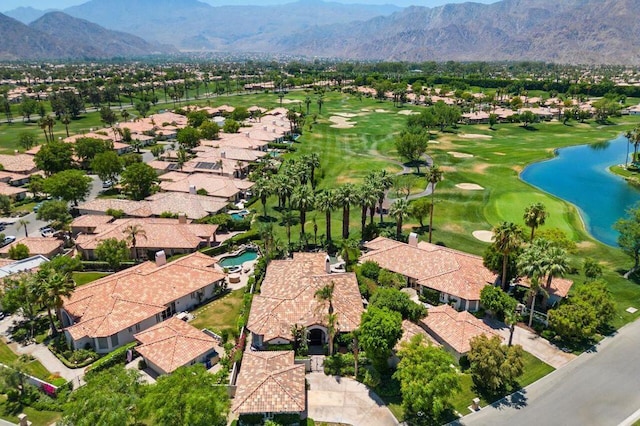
[134,317,220,375]
[514,276,574,307]
[61,251,226,353]
[231,351,306,421]
[0,171,31,186]
[420,304,500,360]
[0,183,28,200]
[247,252,363,349]
[0,154,38,175]
[74,216,218,260]
[361,236,496,312]
[0,237,64,259]
[158,172,253,202]
[0,255,50,278]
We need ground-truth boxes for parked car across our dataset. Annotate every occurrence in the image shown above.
[40,227,55,237]
[33,202,44,212]
[102,180,113,189]
[0,311,5,320]
[1,236,16,247]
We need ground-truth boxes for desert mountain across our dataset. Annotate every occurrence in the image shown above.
[4,6,52,24]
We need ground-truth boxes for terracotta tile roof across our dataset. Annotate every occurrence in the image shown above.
[515,276,574,299]
[0,171,30,184]
[75,217,217,251]
[232,351,306,415]
[361,237,496,301]
[134,317,217,374]
[420,304,499,355]
[0,237,63,257]
[71,215,114,228]
[0,183,27,197]
[395,319,441,351]
[159,172,253,199]
[63,252,225,340]
[248,253,363,342]
[192,145,267,162]
[216,134,269,151]
[0,154,37,174]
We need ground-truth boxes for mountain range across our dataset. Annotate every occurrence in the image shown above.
[2,0,640,64]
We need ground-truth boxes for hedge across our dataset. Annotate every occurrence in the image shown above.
[84,342,137,378]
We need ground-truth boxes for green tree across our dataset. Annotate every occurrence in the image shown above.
[336,184,357,239]
[99,106,117,127]
[359,306,402,371]
[95,238,130,271]
[37,200,72,229]
[425,164,444,243]
[187,110,209,127]
[141,365,229,426]
[480,285,517,318]
[8,243,29,260]
[315,190,336,243]
[199,121,220,140]
[523,202,548,241]
[468,334,524,393]
[120,162,158,200]
[34,141,74,176]
[625,126,640,165]
[389,198,410,239]
[493,222,524,289]
[18,132,37,150]
[223,119,240,134]
[395,132,428,172]
[253,178,272,217]
[44,170,92,205]
[394,335,461,421]
[614,203,640,277]
[1,273,41,338]
[123,224,147,259]
[28,174,45,198]
[19,96,37,122]
[0,359,31,403]
[91,151,123,183]
[135,100,151,118]
[291,184,315,241]
[62,366,141,426]
[18,219,29,237]
[583,257,603,281]
[75,137,109,166]
[177,126,201,149]
[37,268,75,334]
[410,197,431,229]
[369,287,425,321]
[0,194,11,216]
[315,281,337,355]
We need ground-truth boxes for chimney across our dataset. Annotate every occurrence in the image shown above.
[408,232,418,247]
[189,185,196,194]
[155,250,167,267]
[262,126,267,131]
[178,213,187,224]
[244,132,250,137]
[272,120,276,125]
[272,129,276,133]
[325,255,331,274]
[220,151,226,158]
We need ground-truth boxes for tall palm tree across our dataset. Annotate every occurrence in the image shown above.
[317,95,324,114]
[38,117,49,143]
[18,219,29,237]
[366,170,393,224]
[253,178,272,217]
[315,281,336,354]
[291,185,315,241]
[425,164,444,243]
[389,199,410,239]
[523,202,548,241]
[302,153,321,189]
[39,269,75,335]
[61,114,71,138]
[336,184,356,239]
[542,245,569,291]
[315,190,336,244]
[123,224,147,260]
[524,276,547,328]
[625,126,640,166]
[305,96,312,115]
[357,184,378,238]
[281,209,296,247]
[493,222,524,290]
[326,313,338,356]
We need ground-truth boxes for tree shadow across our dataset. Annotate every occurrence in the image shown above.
[256,215,277,223]
[521,126,539,131]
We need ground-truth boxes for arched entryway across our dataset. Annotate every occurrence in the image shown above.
[309,328,325,346]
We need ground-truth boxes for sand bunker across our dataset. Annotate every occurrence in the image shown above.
[459,133,492,139]
[473,230,494,243]
[375,109,390,113]
[361,108,371,112]
[493,152,506,156]
[448,151,474,158]
[334,112,360,118]
[398,110,419,115]
[281,99,301,104]
[329,116,355,129]
[456,183,484,190]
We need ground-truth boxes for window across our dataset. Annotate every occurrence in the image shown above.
[155,314,161,322]
[191,292,196,300]
[111,334,119,347]
[135,323,141,332]
[97,337,108,350]
[128,327,132,333]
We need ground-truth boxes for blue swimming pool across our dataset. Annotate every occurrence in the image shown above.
[230,210,250,221]
[219,248,259,267]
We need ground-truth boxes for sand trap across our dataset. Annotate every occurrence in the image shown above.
[494,152,506,156]
[473,230,494,243]
[448,151,474,158]
[398,110,419,115]
[334,112,359,118]
[281,99,301,104]
[361,108,371,112]
[375,109,390,113]
[459,133,492,139]
[456,183,484,190]
[329,116,355,129]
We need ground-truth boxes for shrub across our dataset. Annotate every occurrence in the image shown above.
[85,342,137,378]
[360,261,381,280]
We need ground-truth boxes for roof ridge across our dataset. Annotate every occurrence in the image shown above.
[270,365,305,410]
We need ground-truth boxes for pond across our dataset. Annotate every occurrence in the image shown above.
[520,135,640,247]
[219,248,259,268]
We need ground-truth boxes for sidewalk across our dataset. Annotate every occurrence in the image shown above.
[13,341,86,384]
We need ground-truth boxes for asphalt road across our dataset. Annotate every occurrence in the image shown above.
[457,318,640,426]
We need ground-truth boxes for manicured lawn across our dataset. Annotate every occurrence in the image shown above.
[0,339,50,380]
[72,271,110,286]
[0,396,61,426]
[189,289,245,335]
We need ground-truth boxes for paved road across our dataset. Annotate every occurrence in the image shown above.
[457,319,640,426]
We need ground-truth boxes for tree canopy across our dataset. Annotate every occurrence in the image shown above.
[43,170,92,205]
[91,151,123,183]
[468,334,524,393]
[369,287,426,321]
[120,162,158,200]
[359,306,402,371]
[37,200,73,229]
[34,141,74,176]
[95,238,129,271]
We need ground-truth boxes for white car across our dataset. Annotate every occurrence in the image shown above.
[40,227,55,237]
[1,236,16,247]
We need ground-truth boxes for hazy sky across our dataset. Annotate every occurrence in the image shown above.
[3,0,497,12]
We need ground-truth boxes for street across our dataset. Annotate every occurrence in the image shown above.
[457,319,640,426]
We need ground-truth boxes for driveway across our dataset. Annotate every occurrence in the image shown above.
[483,318,576,368]
[307,372,399,426]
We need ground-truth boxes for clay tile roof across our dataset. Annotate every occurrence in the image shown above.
[0,154,37,174]
[420,305,499,354]
[232,351,306,415]
[0,183,28,197]
[71,215,114,228]
[247,253,364,342]
[361,237,496,301]
[158,172,253,199]
[63,252,224,340]
[0,237,63,257]
[516,276,574,299]
[395,319,441,351]
[134,317,217,374]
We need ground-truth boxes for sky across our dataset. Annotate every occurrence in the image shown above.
[2,0,497,12]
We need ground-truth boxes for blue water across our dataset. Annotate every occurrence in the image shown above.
[520,135,640,247]
[219,249,258,267]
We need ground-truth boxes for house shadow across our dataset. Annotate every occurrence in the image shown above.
[492,388,528,410]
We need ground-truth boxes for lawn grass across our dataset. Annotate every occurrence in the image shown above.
[0,396,61,426]
[72,271,110,286]
[189,289,245,335]
[0,339,50,380]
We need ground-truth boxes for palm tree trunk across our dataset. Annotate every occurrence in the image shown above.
[428,193,435,243]
[508,323,515,347]
[361,205,367,236]
[325,211,332,243]
[46,307,57,335]
[528,295,536,327]
[343,207,349,239]
[369,206,375,224]
[379,199,384,223]
[502,255,509,290]
[530,226,535,242]
[300,210,306,238]
[397,219,402,238]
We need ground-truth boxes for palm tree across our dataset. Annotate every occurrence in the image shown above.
[336,184,356,239]
[524,276,547,328]
[123,224,147,260]
[61,114,71,138]
[357,184,378,238]
[305,95,312,115]
[523,202,548,241]
[315,190,336,244]
[352,328,360,378]
[253,178,272,217]
[18,219,29,237]
[302,153,321,189]
[542,245,569,292]
[38,117,49,143]
[315,281,336,355]
[39,269,75,335]
[281,209,296,247]
[176,147,188,171]
[326,313,339,356]
[389,198,410,239]
[366,170,393,224]
[625,126,640,166]
[317,95,324,114]
[339,237,360,270]
[291,185,315,241]
[493,222,524,290]
[425,164,444,243]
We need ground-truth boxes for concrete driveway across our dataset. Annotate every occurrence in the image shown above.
[483,318,576,369]
[307,372,399,426]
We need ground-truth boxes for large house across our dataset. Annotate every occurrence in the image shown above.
[73,217,218,260]
[158,172,254,202]
[361,236,497,312]
[247,253,363,349]
[61,251,226,353]
[0,237,64,259]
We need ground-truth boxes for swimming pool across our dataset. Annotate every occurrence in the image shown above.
[230,209,250,221]
[219,248,259,268]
